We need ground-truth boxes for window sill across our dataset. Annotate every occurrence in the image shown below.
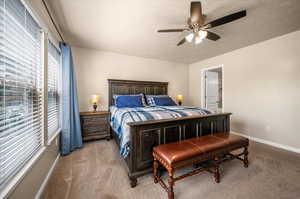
[47,128,61,146]
[0,147,47,198]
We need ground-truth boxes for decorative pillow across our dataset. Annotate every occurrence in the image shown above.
[146,95,168,106]
[153,96,177,106]
[113,94,147,106]
[140,93,147,106]
[114,94,145,108]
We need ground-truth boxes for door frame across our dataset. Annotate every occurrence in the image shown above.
[201,65,224,112]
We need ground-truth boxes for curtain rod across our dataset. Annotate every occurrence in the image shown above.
[41,0,65,43]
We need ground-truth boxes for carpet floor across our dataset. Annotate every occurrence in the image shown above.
[42,139,300,199]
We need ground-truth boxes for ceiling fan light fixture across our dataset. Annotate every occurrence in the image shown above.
[185,32,194,42]
[198,30,207,39]
[195,36,203,44]
[194,30,207,44]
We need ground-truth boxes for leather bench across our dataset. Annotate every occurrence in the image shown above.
[153,132,249,199]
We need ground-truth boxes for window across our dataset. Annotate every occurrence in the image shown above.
[47,41,60,140]
[0,0,43,190]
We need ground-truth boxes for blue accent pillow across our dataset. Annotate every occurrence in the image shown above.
[146,95,168,106]
[114,94,147,106]
[153,96,177,106]
[115,95,144,108]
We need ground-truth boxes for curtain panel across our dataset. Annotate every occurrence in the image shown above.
[60,43,83,155]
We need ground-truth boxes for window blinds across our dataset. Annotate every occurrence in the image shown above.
[47,41,60,139]
[0,0,43,190]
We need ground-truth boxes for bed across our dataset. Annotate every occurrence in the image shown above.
[108,79,231,187]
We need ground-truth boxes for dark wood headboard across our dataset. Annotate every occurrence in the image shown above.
[108,79,168,106]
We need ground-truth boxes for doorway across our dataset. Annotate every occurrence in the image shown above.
[201,66,223,112]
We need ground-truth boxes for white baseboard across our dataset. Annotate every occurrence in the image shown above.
[231,132,300,154]
[34,154,60,199]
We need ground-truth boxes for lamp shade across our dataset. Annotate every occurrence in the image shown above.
[176,95,184,102]
[91,95,100,103]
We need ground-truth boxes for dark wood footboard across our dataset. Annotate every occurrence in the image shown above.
[112,112,231,187]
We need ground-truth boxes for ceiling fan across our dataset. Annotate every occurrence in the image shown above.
[157,1,246,46]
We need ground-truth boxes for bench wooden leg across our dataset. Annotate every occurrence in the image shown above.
[243,147,249,168]
[168,170,175,199]
[153,158,159,184]
[213,157,220,183]
[214,164,220,183]
[157,167,164,178]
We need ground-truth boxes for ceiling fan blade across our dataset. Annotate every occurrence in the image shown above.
[177,38,186,46]
[157,29,187,33]
[206,31,221,41]
[205,10,246,28]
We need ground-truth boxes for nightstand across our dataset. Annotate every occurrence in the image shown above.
[80,111,111,141]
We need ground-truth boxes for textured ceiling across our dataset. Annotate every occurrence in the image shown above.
[48,0,300,64]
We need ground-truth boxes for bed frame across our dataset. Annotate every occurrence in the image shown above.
[108,79,231,187]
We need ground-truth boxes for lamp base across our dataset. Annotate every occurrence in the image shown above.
[93,103,97,112]
[178,101,182,106]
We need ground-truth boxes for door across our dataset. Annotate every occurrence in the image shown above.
[203,67,223,112]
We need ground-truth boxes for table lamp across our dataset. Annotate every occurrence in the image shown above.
[176,95,183,106]
[91,95,100,111]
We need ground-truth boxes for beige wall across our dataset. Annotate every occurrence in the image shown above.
[189,30,300,150]
[73,47,189,111]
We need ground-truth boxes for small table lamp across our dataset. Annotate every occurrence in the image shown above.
[176,95,183,106]
[91,95,100,112]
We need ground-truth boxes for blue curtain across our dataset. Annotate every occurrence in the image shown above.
[60,42,83,155]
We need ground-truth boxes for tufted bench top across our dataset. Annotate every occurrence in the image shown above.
[153,132,249,166]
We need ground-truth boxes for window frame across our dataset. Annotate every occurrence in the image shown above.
[45,37,62,145]
[0,0,62,197]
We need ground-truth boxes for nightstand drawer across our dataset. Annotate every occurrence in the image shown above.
[81,114,107,120]
[81,115,107,123]
[83,130,108,137]
[82,124,108,134]
[82,132,109,141]
[81,119,108,128]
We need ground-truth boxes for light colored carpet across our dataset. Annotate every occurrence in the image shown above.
[43,139,300,199]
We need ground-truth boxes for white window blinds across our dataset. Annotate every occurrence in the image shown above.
[0,0,43,190]
[47,41,60,139]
